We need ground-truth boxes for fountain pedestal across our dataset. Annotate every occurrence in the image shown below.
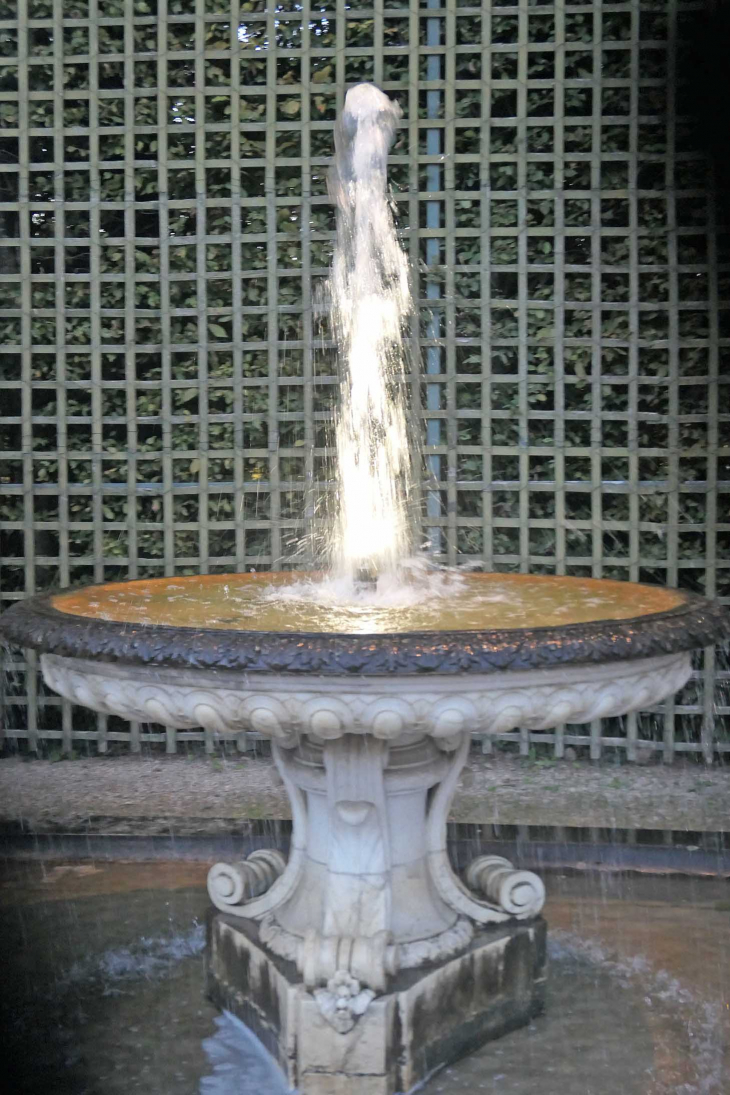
[204,730,547,1095]
[206,913,546,1095]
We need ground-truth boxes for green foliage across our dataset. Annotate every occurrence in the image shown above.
[0,2,726,754]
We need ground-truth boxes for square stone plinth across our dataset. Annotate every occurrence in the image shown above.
[206,913,546,1095]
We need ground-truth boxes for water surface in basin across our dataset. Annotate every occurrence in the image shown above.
[51,571,686,635]
[1,856,726,1094]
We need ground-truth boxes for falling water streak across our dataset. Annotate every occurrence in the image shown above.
[327,84,414,583]
[549,931,727,1095]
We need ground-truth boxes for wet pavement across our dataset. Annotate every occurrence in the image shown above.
[1,857,728,1095]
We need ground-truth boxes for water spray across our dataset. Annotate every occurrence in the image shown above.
[354,563,379,591]
[327,84,415,588]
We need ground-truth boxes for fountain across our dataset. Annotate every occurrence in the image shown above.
[1,85,727,1095]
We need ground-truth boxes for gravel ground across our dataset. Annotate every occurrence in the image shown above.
[1,750,728,834]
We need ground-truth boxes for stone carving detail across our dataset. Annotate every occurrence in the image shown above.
[424,732,507,926]
[41,651,693,741]
[466,856,545,919]
[207,850,286,908]
[259,913,301,965]
[397,917,474,969]
[42,655,303,745]
[314,971,376,1034]
[206,742,309,923]
[259,914,475,978]
[298,928,397,993]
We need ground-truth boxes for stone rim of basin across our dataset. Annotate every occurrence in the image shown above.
[0,571,727,675]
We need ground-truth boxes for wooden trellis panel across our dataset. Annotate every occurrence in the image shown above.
[0,0,727,759]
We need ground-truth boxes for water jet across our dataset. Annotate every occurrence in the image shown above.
[1,84,728,1095]
[354,565,379,591]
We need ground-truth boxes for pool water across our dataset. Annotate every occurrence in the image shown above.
[51,571,687,635]
[1,856,727,1094]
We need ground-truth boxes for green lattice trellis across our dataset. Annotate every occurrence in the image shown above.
[0,0,728,759]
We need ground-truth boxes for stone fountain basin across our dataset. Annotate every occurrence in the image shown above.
[1,573,727,1094]
[0,570,723,747]
[1,571,725,744]
[1,571,725,672]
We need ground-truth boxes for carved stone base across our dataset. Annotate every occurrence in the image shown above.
[206,911,547,1095]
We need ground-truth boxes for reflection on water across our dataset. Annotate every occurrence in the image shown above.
[52,570,686,635]
[1,858,726,1095]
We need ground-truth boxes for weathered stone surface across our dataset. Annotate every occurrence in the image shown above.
[206,912,546,1094]
[298,992,397,1084]
[397,919,546,1091]
[299,1076,394,1095]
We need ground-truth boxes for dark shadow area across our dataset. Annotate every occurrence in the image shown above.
[675,2,730,198]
